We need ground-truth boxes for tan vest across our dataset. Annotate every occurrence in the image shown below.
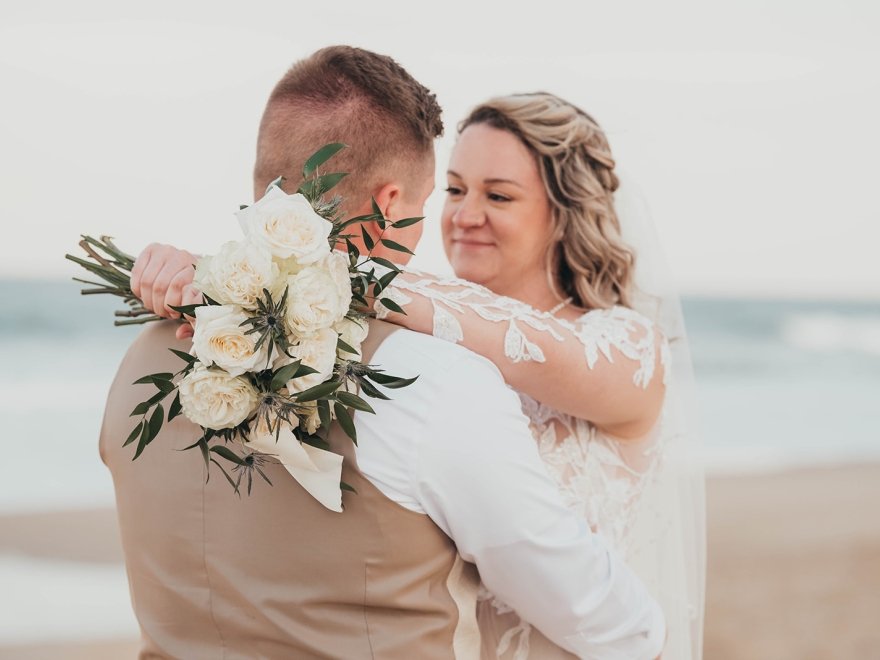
[101,320,481,659]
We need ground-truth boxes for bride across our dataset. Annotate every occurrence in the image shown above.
[133,92,705,659]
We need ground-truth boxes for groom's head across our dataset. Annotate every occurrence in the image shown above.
[255,46,442,260]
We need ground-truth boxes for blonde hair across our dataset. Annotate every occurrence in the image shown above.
[459,93,634,310]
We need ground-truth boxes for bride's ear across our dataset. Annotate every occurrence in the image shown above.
[370,182,403,219]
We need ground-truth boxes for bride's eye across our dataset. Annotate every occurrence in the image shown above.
[488,192,511,203]
[445,186,463,196]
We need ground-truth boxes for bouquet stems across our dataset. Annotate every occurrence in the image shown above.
[65,235,163,326]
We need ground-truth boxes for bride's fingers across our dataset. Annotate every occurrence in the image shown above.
[130,245,154,301]
[164,269,195,318]
[175,323,194,341]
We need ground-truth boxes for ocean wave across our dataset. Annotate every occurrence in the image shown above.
[781,313,880,355]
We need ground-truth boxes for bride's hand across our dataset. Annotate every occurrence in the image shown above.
[130,243,199,321]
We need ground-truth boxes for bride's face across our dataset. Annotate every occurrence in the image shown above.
[441,124,554,298]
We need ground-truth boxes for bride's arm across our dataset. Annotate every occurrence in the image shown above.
[376,270,668,439]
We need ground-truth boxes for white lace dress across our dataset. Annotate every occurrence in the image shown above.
[377,272,677,659]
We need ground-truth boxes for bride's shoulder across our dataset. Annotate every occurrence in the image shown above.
[574,304,657,331]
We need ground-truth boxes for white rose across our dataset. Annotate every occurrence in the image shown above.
[280,327,338,394]
[300,401,321,435]
[193,240,281,309]
[285,253,353,336]
[178,364,259,429]
[192,305,270,376]
[334,316,369,359]
[236,187,331,265]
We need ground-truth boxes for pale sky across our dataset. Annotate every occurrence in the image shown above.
[1,1,878,298]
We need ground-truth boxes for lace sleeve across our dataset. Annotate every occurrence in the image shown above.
[375,269,670,436]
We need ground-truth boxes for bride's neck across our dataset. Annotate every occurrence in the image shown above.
[490,275,572,316]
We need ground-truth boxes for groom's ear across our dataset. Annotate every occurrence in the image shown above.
[370,182,403,221]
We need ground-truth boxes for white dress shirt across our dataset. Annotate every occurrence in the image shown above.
[353,329,665,659]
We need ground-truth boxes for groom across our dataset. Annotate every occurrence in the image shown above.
[103,46,665,659]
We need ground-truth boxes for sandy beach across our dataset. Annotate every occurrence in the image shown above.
[2,462,879,659]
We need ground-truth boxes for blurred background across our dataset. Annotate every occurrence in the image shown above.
[1,1,878,658]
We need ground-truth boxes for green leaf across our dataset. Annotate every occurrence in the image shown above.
[168,303,203,317]
[270,360,303,391]
[366,372,419,389]
[392,216,424,229]
[361,226,375,252]
[336,391,375,414]
[153,379,176,395]
[167,392,183,422]
[169,348,196,364]
[295,379,342,402]
[340,481,357,494]
[334,402,357,444]
[148,403,164,439]
[370,257,400,273]
[123,421,143,448]
[358,379,392,400]
[379,238,415,255]
[210,445,245,465]
[302,143,347,179]
[378,269,398,290]
[313,172,348,194]
[146,390,167,406]
[344,239,360,261]
[301,434,331,451]
[338,213,380,230]
[210,457,240,494]
[379,297,406,315]
[130,400,151,417]
[133,372,173,385]
[318,399,332,429]
[133,421,152,460]
[336,337,359,356]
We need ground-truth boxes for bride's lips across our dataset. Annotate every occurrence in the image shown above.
[451,237,495,249]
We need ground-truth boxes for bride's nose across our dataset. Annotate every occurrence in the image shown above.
[452,196,486,228]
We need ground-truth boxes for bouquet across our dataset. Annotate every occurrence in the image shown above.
[66,144,420,511]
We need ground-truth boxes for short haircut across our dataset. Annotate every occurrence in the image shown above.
[254,46,443,208]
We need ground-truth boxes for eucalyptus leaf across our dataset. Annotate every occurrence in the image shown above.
[379,238,415,255]
[379,297,406,315]
[370,257,400,273]
[210,445,246,465]
[361,226,375,252]
[133,421,152,460]
[336,337,359,356]
[334,402,357,444]
[148,403,164,440]
[295,379,342,402]
[302,143,347,179]
[336,391,375,414]
[168,392,183,422]
[123,421,143,448]
[169,303,203,317]
[301,434,332,451]
[130,401,151,417]
[169,348,196,364]
[366,372,419,389]
[359,379,392,400]
[340,481,357,494]
[270,360,303,391]
[391,216,424,229]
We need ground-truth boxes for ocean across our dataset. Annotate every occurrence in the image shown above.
[1,279,878,514]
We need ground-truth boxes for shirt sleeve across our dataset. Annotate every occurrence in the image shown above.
[411,349,666,660]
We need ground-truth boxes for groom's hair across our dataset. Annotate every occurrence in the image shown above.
[254,46,443,207]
